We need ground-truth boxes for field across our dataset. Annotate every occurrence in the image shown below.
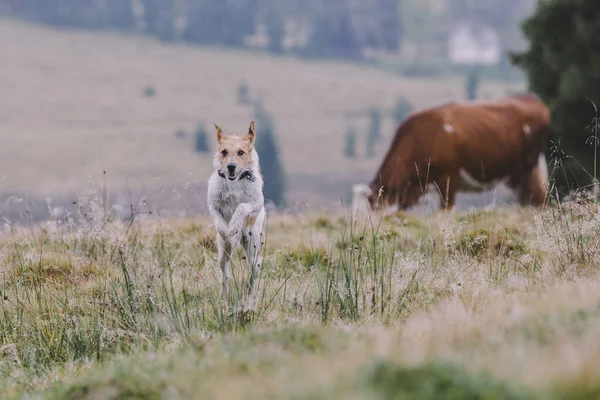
[3,16,597,400]
[1,176,600,399]
[0,18,524,215]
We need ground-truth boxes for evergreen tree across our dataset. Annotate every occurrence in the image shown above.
[194,123,209,153]
[465,69,480,101]
[510,0,600,195]
[392,95,413,126]
[333,11,360,59]
[105,0,136,31]
[343,124,357,159]
[141,0,175,41]
[301,13,333,58]
[184,0,258,47]
[266,7,286,54]
[253,103,285,207]
[182,0,220,45]
[237,81,250,105]
[377,0,402,51]
[302,0,361,60]
[366,106,382,157]
[30,0,98,28]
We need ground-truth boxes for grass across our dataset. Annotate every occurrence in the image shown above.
[0,181,598,399]
[0,17,523,208]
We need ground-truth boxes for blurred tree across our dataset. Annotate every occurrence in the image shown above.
[265,6,286,54]
[182,0,219,45]
[194,123,210,153]
[105,0,136,31]
[184,0,258,47]
[302,0,361,59]
[8,0,406,62]
[465,68,479,100]
[392,95,413,126]
[174,128,187,139]
[343,124,358,159]
[401,0,446,44]
[377,0,403,51]
[0,0,10,13]
[366,106,382,157]
[237,81,251,105]
[253,102,286,207]
[510,0,600,195]
[141,0,175,40]
[23,0,98,28]
[301,12,332,58]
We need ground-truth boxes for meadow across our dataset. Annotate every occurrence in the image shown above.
[0,180,599,399]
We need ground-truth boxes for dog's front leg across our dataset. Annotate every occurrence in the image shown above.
[228,202,263,240]
[208,203,230,234]
[217,233,232,298]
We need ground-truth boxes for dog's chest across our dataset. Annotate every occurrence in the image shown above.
[214,181,251,220]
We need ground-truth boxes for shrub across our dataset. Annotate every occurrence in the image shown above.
[142,85,156,98]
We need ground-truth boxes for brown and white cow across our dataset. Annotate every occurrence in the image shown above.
[353,93,551,212]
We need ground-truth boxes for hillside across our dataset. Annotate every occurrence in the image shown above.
[0,18,523,215]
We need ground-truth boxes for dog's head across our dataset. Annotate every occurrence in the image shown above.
[213,121,258,181]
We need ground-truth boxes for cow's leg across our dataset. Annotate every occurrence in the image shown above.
[438,172,460,210]
[398,184,423,210]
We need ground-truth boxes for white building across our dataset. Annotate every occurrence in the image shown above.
[448,20,502,66]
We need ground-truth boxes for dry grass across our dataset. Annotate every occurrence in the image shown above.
[0,178,598,398]
[0,18,522,205]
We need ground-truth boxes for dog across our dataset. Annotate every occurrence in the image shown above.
[207,120,266,300]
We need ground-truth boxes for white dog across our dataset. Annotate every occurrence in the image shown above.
[207,121,266,300]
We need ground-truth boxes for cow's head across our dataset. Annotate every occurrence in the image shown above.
[352,182,386,212]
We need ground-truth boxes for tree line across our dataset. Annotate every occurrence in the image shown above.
[0,0,402,60]
[0,0,537,65]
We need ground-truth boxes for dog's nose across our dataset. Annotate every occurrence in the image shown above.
[227,163,236,175]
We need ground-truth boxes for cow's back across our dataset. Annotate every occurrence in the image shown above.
[401,99,549,182]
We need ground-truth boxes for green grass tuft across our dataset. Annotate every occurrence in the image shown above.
[365,361,537,400]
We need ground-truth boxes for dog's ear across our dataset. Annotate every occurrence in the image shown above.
[246,120,255,144]
[214,123,225,143]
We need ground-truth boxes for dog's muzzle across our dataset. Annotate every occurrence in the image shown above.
[226,163,237,180]
[218,168,255,182]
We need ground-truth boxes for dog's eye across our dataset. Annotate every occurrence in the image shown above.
[237,150,245,156]
[221,150,228,157]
